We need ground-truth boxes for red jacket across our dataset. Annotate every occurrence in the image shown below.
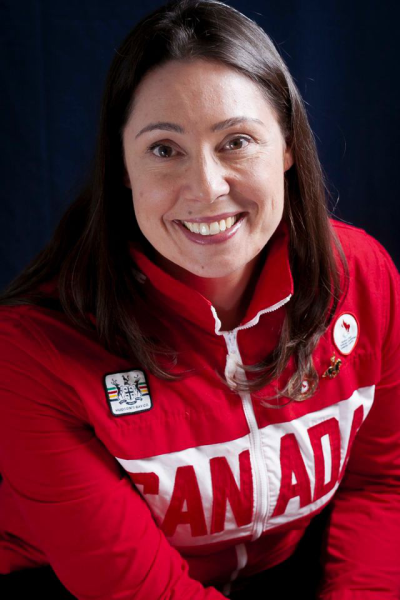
[0,221,399,600]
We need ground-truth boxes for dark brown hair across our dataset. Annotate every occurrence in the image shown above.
[0,0,346,403]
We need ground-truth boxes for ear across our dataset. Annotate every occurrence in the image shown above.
[283,146,294,172]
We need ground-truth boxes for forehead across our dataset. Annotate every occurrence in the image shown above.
[125,59,278,130]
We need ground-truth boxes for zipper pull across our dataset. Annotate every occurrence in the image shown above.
[224,330,240,389]
[226,330,237,354]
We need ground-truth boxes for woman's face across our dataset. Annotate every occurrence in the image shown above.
[122,59,293,280]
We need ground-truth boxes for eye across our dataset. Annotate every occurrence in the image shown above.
[148,143,178,159]
[223,136,251,151]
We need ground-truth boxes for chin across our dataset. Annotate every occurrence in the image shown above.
[183,260,248,280]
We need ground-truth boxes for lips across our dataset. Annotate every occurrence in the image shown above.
[173,213,246,245]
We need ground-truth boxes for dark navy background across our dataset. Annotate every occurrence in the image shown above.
[1,0,399,289]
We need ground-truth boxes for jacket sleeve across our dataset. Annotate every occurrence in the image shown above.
[317,241,400,600]
[0,314,225,600]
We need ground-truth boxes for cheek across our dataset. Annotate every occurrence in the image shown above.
[237,152,284,188]
[250,169,285,224]
[131,179,177,233]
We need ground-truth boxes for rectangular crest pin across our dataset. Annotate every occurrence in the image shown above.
[104,369,152,417]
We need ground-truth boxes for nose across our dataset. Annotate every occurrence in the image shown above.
[180,151,230,203]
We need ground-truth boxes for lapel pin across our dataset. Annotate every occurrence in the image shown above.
[322,355,342,379]
[333,313,359,355]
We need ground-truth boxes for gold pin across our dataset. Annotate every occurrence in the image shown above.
[322,355,342,379]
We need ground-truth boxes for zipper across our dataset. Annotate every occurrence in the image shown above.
[234,293,292,333]
[222,329,269,541]
[210,294,291,337]
[217,295,292,541]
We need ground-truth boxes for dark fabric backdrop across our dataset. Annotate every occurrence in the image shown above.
[1,0,399,290]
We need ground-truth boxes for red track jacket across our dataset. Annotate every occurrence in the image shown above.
[0,221,399,599]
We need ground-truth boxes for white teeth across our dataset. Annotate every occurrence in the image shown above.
[182,215,239,236]
[209,221,220,235]
[199,223,210,235]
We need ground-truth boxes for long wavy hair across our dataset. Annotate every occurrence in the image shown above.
[0,0,346,402]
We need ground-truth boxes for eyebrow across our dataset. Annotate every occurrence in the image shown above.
[134,116,265,139]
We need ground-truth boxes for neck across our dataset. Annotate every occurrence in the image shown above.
[156,253,263,331]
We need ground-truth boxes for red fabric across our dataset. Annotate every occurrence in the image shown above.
[0,221,399,599]
[317,229,400,600]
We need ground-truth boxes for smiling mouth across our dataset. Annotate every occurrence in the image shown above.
[180,214,240,236]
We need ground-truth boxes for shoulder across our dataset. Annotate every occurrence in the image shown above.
[0,304,52,355]
[0,302,117,376]
[0,304,114,428]
[331,219,399,284]
[330,220,400,355]
[0,305,84,414]
[0,303,101,392]
[0,303,76,363]
[331,219,395,263]
[0,302,132,414]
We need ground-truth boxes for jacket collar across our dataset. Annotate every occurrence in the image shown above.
[130,221,293,335]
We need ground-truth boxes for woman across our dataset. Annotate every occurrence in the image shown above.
[0,1,399,598]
